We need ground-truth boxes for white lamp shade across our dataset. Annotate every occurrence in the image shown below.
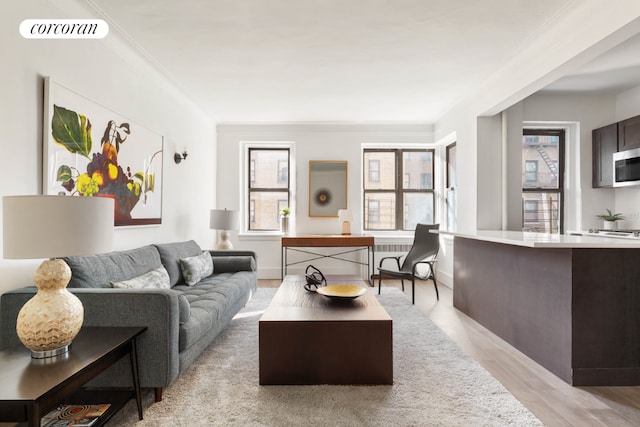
[210,209,239,230]
[3,195,114,259]
[338,209,353,223]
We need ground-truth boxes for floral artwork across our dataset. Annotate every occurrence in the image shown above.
[44,78,163,226]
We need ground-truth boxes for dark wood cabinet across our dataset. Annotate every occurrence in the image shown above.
[618,115,640,151]
[592,123,618,187]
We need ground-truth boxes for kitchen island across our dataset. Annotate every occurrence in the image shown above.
[447,230,640,386]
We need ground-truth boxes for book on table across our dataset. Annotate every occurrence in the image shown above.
[41,404,111,427]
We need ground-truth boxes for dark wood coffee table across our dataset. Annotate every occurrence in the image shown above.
[259,274,392,385]
[0,326,146,427]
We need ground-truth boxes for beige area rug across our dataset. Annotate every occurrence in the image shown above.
[109,288,543,426]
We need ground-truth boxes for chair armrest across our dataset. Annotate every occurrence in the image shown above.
[379,255,402,270]
[0,287,180,389]
[412,259,437,277]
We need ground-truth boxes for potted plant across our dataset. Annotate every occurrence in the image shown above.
[597,209,624,230]
[280,207,291,234]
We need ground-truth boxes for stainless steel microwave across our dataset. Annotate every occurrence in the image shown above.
[614,147,640,187]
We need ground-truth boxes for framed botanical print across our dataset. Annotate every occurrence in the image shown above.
[43,77,163,226]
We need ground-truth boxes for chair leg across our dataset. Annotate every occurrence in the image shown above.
[411,277,415,304]
[400,279,405,291]
[431,263,439,301]
[378,272,382,295]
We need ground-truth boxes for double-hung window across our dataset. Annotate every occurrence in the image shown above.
[363,148,435,231]
[247,147,291,231]
[521,129,564,233]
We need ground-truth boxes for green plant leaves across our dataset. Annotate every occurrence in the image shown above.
[51,105,92,158]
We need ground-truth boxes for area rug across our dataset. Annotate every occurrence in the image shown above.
[109,288,543,426]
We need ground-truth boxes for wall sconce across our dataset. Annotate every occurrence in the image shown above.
[174,150,188,164]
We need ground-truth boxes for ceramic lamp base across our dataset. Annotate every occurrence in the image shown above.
[216,230,233,250]
[16,259,84,358]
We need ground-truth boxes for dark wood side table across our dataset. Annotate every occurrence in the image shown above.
[0,326,146,427]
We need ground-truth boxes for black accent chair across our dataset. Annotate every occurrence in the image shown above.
[377,223,440,304]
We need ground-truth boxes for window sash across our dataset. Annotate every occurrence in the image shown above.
[363,148,434,231]
[248,147,290,231]
[522,129,564,234]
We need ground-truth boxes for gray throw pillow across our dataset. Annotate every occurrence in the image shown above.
[179,251,214,286]
[111,266,171,289]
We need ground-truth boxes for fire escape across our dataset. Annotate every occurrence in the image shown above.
[536,145,558,183]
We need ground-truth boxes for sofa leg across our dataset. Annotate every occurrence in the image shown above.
[155,387,163,402]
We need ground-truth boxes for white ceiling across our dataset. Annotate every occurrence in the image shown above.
[87,0,638,123]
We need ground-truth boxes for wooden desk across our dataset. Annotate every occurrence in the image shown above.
[281,234,375,284]
[0,326,146,426]
[259,274,392,385]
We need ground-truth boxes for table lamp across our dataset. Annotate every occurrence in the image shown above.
[3,195,114,358]
[210,209,239,250]
[338,209,353,235]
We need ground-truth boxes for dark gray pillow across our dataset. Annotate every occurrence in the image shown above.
[211,256,256,273]
[154,240,202,286]
[64,245,162,288]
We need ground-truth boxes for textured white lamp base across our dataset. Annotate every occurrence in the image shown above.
[216,230,233,250]
[16,259,84,358]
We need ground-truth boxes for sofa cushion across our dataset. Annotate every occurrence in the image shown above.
[111,266,171,289]
[211,255,256,273]
[180,252,214,286]
[173,271,257,351]
[177,293,191,324]
[154,241,203,286]
[64,245,163,288]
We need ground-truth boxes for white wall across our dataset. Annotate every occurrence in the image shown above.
[216,123,436,280]
[0,0,216,294]
[435,2,640,233]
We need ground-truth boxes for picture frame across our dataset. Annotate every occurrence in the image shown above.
[43,77,163,226]
[308,160,348,217]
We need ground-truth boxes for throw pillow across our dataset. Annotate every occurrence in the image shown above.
[111,266,171,289]
[179,251,214,286]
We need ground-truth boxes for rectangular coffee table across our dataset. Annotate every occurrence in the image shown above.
[259,274,392,385]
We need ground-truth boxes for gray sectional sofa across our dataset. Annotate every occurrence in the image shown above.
[0,240,257,401]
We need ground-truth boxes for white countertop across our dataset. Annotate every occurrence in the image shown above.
[439,229,640,248]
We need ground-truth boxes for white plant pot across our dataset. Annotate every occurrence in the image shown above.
[281,216,290,235]
[603,221,617,230]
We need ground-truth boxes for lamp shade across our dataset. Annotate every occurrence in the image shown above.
[3,195,114,259]
[338,209,353,223]
[210,209,239,231]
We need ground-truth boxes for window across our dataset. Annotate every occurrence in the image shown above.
[522,129,564,233]
[363,148,434,231]
[524,160,538,185]
[446,143,457,230]
[247,147,291,231]
[369,159,380,183]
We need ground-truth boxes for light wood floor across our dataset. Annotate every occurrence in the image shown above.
[259,278,640,426]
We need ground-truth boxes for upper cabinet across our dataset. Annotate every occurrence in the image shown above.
[592,123,618,188]
[618,115,640,151]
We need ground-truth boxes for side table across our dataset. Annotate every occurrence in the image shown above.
[0,326,146,427]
